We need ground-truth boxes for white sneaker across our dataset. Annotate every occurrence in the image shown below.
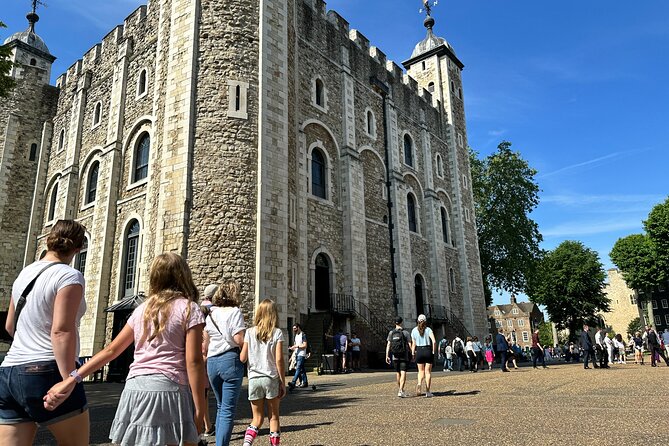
[425,391,434,398]
[397,390,407,398]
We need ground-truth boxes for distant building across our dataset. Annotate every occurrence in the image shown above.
[487,295,544,349]
[637,281,669,332]
[600,269,641,337]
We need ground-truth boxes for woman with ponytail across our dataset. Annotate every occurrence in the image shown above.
[0,220,89,445]
[410,314,436,397]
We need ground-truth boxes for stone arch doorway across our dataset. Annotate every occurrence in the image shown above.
[415,274,425,317]
[315,253,331,311]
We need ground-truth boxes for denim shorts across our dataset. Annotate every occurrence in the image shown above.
[0,360,87,426]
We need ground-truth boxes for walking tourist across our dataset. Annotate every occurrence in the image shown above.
[633,332,644,365]
[239,299,285,446]
[1,220,90,446]
[595,327,609,368]
[613,333,626,364]
[465,336,477,372]
[531,328,548,369]
[438,335,449,371]
[411,314,436,397]
[604,332,614,365]
[474,336,484,369]
[288,324,309,389]
[350,332,362,371]
[645,326,669,367]
[484,336,495,370]
[339,330,349,373]
[663,329,669,358]
[205,280,247,446]
[508,337,520,369]
[495,329,510,372]
[581,324,597,369]
[452,335,466,371]
[44,252,207,446]
[386,317,411,397]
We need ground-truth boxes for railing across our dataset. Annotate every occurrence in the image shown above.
[330,293,392,344]
[423,304,472,339]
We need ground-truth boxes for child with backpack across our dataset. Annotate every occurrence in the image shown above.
[43,253,207,445]
[240,299,286,446]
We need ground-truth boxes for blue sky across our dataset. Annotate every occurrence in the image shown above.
[3,1,667,306]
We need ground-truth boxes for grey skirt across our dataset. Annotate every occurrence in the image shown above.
[109,374,199,446]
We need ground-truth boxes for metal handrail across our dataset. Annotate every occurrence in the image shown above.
[330,293,392,344]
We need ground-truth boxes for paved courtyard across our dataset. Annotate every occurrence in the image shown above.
[35,361,669,445]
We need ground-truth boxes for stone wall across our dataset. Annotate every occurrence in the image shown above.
[601,269,641,337]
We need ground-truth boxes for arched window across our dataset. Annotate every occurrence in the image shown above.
[441,207,449,244]
[75,238,88,275]
[133,133,150,183]
[122,220,140,297]
[404,134,414,167]
[30,58,37,66]
[58,129,65,151]
[138,69,148,96]
[366,110,375,136]
[315,78,325,108]
[48,182,58,221]
[436,154,443,177]
[311,148,326,199]
[427,82,435,93]
[314,253,331,311]
[85,161,99,204]
[29,143,38,161]
[93,102,102,126]
[415,274,425,315]
[449,268,456,292]
[407,193,417,233]
[450,81,455,92]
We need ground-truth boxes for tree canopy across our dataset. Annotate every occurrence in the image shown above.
[627,317,642,337]
[527,240,609,340]
[470,141,542,306]
[0,21,16,98]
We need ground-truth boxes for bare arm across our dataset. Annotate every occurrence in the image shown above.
[51,284,84,379]
[275,340,286,398]
[430,332,437,355]
[186,323,206,435]
[233,329,245,348]
[240,340,249,363]
[5,296,16,337]
[385,341,391,364]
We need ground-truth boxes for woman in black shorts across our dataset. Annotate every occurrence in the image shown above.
[410,315,437,397]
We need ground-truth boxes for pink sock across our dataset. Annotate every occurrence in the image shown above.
[243,425,258,446]
[270,431,281,445]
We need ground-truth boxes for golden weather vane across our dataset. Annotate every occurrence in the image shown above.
[419,0,438,17]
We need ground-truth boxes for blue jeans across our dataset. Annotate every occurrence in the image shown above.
[291,355,308,386]
[208,350,244,446]
[446,357,453,370]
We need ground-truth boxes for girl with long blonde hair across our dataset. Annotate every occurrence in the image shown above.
[44,252,207,446]
[240,299,285,446]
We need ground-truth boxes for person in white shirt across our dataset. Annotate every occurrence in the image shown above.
[465,337,477,372]
[604,332,614,365]
[613,334,626,364]
[288,324,308,389]
[594,328,608,368]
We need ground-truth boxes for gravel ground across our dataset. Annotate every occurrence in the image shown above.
[34,361,669,445]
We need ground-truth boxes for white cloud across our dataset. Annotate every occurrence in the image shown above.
[541,219,643,238]
[542,193,665,207]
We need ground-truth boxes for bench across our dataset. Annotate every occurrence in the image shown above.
[78,356,104,382]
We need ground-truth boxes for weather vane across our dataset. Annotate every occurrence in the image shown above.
[31,0,47,14]
[419,0,438,17]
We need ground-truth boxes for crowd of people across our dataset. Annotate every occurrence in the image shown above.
[2,220,668,444]
[0,220,286,446]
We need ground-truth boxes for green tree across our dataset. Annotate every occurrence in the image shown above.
[645,197,669,279]
[469,141,542,306]
[527,241,609,341]
[538,322,553,347]
[0,21,16,98]
[627,317,642,337]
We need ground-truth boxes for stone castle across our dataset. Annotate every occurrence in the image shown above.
[1,0,486,358]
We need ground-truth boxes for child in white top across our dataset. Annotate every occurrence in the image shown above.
[240,299,286,446]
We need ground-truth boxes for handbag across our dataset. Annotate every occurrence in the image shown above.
[13,262,64,334]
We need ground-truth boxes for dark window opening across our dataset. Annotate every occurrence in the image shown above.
[315,79,324,107]
[235,85,241,111]
[407,194,417,233]
[133,133,150,183]
[122,220,140,297]
[30,58,37,66]
[404,134,413,167]
[75,238,88,275]
[311,149,326,199]
[48,182,58,221]
[29,143,38,161]
[138,70,147,95]
[441,208,449,244]
[86,161,99,204]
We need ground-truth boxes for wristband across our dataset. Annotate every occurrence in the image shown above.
[69,369,83,383]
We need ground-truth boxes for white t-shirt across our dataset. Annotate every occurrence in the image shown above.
[295,332,307,357]
[244,327,284,379]
[661,331,669,345]
[411,326,433,347]
[2,261,86,367]
[205,306,245,358]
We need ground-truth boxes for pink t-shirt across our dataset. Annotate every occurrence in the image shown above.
[127,298,205,385]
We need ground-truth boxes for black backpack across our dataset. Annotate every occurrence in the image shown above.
[454,339,464,354]
[390,329,407,356]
